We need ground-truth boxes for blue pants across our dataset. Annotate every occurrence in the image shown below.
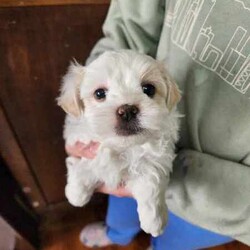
[106,196,232,250]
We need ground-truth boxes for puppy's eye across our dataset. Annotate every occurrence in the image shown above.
[142,83,156,98]
[94,88,107,100]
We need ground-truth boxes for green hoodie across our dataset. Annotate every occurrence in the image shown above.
[86,0,250,245]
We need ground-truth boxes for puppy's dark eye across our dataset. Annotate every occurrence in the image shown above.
[94,88,107,100]
[142,83,156,98]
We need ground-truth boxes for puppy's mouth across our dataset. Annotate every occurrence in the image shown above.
[115,120,143,136]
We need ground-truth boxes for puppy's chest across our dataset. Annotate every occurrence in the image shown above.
[95,142,164,173]
[96,145,145,168]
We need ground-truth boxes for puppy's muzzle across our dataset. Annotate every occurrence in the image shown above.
[115,104,142,136]
[116,104,139,122]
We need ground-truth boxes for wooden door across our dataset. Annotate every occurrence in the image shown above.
[0,1,109,210]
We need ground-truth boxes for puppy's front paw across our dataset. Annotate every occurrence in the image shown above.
[141,216,167,237]
[65,184,91,207]
[139,207,168,237]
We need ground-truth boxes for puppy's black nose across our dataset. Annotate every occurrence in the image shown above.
[116,104,139,122]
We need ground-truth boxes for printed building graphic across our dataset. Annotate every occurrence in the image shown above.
[168,0,250,94]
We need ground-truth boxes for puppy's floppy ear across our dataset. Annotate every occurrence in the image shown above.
[158,62,181,111]
[57,61,85,117]
[166,75,181,111]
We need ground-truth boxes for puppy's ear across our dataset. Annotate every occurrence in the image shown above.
[57,61,85,117]
[158,63,181,111]
[166,76,181,111]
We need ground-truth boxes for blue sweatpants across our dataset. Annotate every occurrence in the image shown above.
[106,196,232,250]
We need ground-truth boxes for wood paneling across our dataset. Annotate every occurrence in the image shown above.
[0,4,109,204]
[0,158,39,248]
[0,104,46,210]
[0,0,109,7]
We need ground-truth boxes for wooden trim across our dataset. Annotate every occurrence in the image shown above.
[0,104,46,210]
[0,159,40,248]
[0,0,109,7]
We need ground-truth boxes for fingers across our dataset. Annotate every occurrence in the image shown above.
[65,141,86,157]
[65,141,99,159]
[96,185,133,198]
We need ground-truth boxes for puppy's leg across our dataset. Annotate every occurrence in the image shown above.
[128,171,168,237]
[65,156,97,207]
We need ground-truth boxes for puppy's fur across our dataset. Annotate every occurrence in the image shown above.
[57,50,180,236]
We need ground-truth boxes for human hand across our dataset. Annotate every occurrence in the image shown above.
[65,141,132,197]
[65,141,99,159]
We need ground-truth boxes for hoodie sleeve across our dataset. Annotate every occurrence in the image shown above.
[167,149,250,245]
[86,0,165,64]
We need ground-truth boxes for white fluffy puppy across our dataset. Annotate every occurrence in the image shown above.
[57,50,180,237]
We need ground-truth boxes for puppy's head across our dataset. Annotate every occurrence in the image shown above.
[58,50,180,141]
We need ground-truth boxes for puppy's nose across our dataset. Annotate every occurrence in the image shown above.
[116,104,139,122]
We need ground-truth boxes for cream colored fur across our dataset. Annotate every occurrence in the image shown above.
[57,50,180,237]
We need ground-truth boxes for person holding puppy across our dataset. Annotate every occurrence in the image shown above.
[66,0,250,249]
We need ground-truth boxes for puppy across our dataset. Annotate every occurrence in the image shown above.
[57,50,180,237]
